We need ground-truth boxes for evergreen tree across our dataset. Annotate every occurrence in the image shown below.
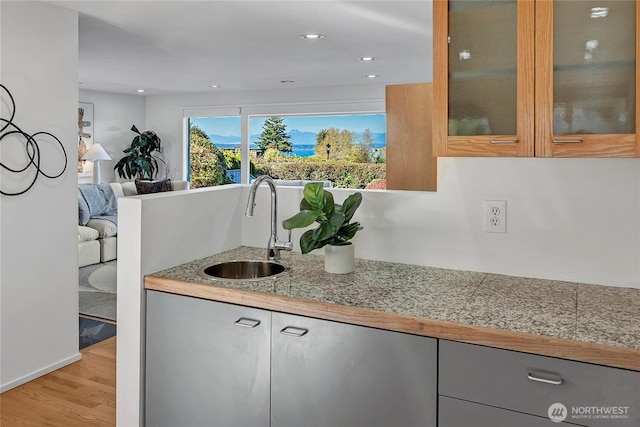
[256,117,292,154]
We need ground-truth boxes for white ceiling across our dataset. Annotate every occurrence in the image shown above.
[49,0,433,96]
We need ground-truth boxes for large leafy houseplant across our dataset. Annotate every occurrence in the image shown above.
[114,125,165,180]
[282,182,362,254]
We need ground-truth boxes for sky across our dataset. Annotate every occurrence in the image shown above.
[190,114,386,137]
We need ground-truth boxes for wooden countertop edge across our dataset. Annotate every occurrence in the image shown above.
[145,275,640,372]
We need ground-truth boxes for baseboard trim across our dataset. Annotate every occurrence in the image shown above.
[0,352,83,393]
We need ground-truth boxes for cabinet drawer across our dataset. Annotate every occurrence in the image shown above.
[439,340,640,427]
[439,396,583,427]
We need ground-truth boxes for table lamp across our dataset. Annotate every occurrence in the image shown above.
[82,143,111,184]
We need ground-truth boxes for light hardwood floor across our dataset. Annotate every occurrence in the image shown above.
[1,337,116,427]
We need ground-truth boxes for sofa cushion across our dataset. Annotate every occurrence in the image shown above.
[86,218,118,238]
[121,182,138,196]
[79,183,118,217]
[78,225,99,242]
[78,240,100,268]
[100,236,117,263]
[109,182,125,198]
[78,192,91,225]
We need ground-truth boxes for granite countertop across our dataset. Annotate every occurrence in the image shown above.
[145,246,640,371]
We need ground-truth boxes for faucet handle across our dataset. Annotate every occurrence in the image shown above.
[275,240,294,252]
[275,231,293,252]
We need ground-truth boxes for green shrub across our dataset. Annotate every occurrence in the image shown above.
[190,144,229,188]
[223,150,242,170]
[253,159,385,189]
[190,125,229,188]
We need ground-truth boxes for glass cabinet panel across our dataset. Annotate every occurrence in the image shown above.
[553,1,636,135]
[448,1,518,136]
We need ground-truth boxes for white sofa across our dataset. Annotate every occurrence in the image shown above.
[78,181,189,267]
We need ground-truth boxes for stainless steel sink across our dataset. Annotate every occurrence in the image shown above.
[197,260,290,281]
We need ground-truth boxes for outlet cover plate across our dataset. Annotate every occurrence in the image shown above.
[485,200,507,233]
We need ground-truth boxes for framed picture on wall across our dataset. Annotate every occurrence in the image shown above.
[78,102,94,177]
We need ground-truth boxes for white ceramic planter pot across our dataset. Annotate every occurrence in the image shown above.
[324,243,355,274]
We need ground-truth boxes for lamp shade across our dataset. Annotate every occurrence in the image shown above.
[82,143,111,161]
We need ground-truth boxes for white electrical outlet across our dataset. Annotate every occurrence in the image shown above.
[485,200,507,233]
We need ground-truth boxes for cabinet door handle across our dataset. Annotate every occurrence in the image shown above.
[490,139,519,144]
[234,318,261,328]
[553,138,583,144]
[280,326,309,337]
[527,372,563,385]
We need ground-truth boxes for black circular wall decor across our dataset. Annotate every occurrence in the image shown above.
[0,83,68,196]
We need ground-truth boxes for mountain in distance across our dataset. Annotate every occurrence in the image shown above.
[285,129,317,145]
[206,134,241,145]
[209,129,386,146]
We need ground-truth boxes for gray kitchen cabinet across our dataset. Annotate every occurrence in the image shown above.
[439,340,640,427]
[146,290,271,427]
[271,311,437,427]
[440,395,582,427]
[146,291,438,427]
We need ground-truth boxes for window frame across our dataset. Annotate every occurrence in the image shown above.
[183,100,385,185]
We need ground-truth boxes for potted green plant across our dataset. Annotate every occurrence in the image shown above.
[282,182,362,273]
[114,125,168,193]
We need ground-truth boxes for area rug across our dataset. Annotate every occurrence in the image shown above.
[79,316,117,349]
[79,260,117,321]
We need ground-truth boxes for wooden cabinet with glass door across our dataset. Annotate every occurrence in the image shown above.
[433,0,535,157]
[535,0,640,157]
[434,0,640,158]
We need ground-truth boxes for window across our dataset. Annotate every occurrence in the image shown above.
[187,115,241,188]
[184,100,386,189]
[248,114,386,189]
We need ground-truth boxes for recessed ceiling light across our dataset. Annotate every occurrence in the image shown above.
[281,80,295,84]
[209,84,221,88]
[300,34,324,40]
[136,89,145,93]
[365,74,379,79]
[591,7,608,18]
[585,39,599,51]
[359,57,375,61]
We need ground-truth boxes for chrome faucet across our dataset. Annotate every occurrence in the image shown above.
[245,175,293,261]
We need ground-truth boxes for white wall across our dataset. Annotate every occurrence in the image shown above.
[243,158,640,288]
[117,186,244,426]
[79,89,146,183]
[0,1,80,391]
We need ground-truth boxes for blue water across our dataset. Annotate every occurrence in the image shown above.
[215,143,385,158]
